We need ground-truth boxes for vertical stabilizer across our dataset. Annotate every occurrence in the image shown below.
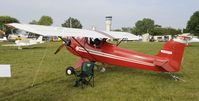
[155,39,186,72]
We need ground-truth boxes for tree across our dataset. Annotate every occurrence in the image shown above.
[0,16,19,24]
[38,16,53,26]
[29,20,38,24]
[0,16,19,34]
[131,27,142,35]
[121,27,132,33]
[186,11,199,36]
[154,24,162,28]
[150,27,181,36]
[62,17,82,29]
[132,18,181,35]
[113,29,121,31]
[150,27,164,35]
[29,16,53,25]
[133,18,155,34]
[182,28,189,33]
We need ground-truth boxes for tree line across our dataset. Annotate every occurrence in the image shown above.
[116,11,199,36]
[0,15,82,36]
[0,10,199,36]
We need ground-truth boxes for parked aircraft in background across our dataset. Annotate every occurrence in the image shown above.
[177,33,199,45]
[2,36,44,49]
[0,37,7,42]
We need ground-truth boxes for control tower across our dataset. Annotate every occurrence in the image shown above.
[105,16,112,31]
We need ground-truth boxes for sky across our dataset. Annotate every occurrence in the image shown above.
[0,0,199,30]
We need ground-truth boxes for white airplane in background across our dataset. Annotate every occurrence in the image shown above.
[0,37,7,42]
[2,36,44,49]
[0,30,7,42]
[177,33,199,45]
[188,37,199,43]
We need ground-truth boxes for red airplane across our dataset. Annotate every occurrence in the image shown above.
[6,23,186,80]
[60,37,186,72]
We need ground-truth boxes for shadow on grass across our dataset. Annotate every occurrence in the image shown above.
[0,77,66,99]
[0,65,185,100]
[102,65,185,81]
[10,46,46,50]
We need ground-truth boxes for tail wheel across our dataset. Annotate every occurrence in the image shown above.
[66,66,75,75]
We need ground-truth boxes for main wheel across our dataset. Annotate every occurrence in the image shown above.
[100,67,106,72]
[66,66,75,75]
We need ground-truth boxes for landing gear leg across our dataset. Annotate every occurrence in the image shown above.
[168,72,185,82]
[95,63,106,72]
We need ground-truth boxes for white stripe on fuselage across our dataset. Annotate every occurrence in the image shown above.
[75,46,155,66]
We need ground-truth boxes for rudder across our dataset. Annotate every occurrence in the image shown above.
[155,39,186,72]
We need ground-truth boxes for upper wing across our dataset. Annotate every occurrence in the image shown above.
[7,23,138,40]
[7,23,111,39]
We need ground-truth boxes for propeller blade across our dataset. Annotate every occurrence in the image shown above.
[54,44,65,54]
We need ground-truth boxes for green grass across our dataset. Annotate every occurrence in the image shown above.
[0,41,199,101]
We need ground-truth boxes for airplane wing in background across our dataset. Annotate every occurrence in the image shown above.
[2,40,36,47]
[189,37,199,43]
[2,44,32,47]
[7,23,138,40]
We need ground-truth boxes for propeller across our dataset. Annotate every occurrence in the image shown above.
[54,44,65,54]
[54,38,71,54]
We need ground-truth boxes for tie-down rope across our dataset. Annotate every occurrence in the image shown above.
[31,43,49,87]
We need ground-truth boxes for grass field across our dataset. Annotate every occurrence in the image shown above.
[0,41,199,101]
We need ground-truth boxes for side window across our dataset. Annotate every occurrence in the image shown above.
[87,38,102,48]
[87,38,94,47]
[94,38,101,48]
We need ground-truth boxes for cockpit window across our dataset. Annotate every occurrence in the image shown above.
[87,38,106,48]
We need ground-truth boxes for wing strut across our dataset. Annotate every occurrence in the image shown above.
[72,37,97,61]
[58,36,83,57]
[116,38,124,46]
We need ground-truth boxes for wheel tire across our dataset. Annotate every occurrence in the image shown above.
[100,67,106,72]
[66,66,75,75]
